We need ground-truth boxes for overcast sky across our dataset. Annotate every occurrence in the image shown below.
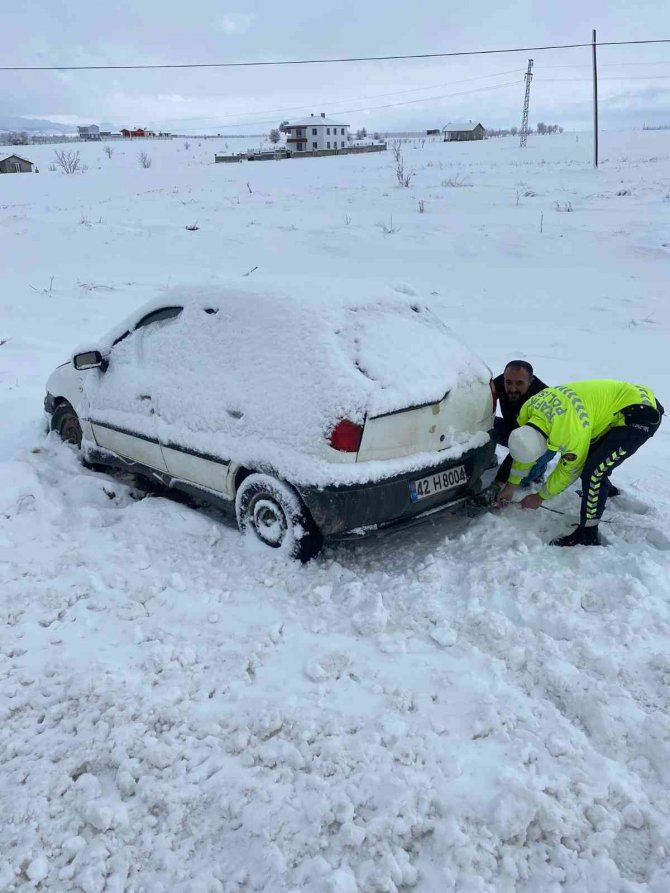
[4,0,670,133]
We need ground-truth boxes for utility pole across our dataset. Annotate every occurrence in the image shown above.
[520,59,533,148]
[592,29,599,168]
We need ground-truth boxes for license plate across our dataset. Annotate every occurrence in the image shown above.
[409,465,468,502]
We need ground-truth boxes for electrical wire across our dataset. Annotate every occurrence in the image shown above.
[134,68,526,128]
[163,78,522,132]
[3,38,670,71]
[541,59,670,70]
[538,74,670,82]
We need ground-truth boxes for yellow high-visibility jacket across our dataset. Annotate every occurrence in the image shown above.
[508,380,658,499]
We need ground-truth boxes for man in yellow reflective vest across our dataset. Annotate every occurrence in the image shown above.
[497,380,664,546]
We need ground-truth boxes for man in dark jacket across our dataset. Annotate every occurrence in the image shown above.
[493,360,552,485]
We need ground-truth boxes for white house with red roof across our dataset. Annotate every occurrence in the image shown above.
[283,113,349,152]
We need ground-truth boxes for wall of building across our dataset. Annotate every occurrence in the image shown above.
[215,143,386,163]
[0,158,34,173]
[287,124,349,152]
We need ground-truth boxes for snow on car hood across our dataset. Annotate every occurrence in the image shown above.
[82,281,491,485]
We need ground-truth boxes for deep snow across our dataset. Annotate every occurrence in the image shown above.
[1,131,670,892]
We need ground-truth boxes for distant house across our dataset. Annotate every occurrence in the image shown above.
[426,129,441,136]
[283,113,349,152]
[120,128,155,138]
[77,124,100,141]
[0,154,35,173]
[442,122,486,142]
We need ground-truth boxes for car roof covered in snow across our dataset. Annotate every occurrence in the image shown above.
[84,281,490,484]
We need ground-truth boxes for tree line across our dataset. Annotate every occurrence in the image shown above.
[487,123,564,138]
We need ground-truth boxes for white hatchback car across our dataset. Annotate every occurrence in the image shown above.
[44,284,496,560]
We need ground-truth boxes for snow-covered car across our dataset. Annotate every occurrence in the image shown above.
[44,284,496,560]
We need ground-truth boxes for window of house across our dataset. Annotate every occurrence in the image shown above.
[312,128,317,136]
[341,141,345,148]
[341,128,345,135]
[326,142,330,149]
[326,128,330,135]
[313,142,317,149]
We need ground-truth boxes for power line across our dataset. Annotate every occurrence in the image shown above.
[169,79,523,132]
[3,38,670,71]
[137,68,526,127]
[138,70,525,129]
[538,74,670,81]
[541,59,670,70]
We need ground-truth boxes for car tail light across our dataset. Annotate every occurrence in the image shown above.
[329,419,364,452]
[489,378,498,413]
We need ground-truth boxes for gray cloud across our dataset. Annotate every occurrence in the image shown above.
[3,0,670,133]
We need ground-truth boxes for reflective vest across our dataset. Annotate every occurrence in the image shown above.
[508,380,657,498]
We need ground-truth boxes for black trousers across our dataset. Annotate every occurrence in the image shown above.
[580,402,664,526]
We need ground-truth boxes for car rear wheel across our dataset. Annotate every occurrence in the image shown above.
[235,473,323,562]
[51,402,82,446]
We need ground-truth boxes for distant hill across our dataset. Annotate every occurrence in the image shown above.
[0,115,76,135]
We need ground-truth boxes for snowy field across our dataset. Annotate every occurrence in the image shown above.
[1,130,670,892]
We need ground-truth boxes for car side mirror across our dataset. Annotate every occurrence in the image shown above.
[73,350,106,371]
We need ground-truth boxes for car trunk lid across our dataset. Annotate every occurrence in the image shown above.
[357,377,493,462]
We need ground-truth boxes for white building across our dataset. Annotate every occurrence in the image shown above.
[77,125,100,141]
[283,113,349,152]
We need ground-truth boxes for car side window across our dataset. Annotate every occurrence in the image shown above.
[135,306,183,329]
[110,306,183,350]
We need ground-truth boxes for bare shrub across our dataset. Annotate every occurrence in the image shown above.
[48,163,57,172]
[29,276,55,295]
[392,141,413,187]
[442,175,471,188]
[418,200,425,213]
[269,128,281,144]
[53,149,81,174]
[377,215,399,235]
[183,141,190,150]
[138,152,152,168]
[344,215,352,226]
[103,145,114,158]
[554,201,573,212]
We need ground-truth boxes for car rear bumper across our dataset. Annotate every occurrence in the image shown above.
[298,435,496,538]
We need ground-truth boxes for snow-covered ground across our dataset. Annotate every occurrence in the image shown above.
[1,131,670,892]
